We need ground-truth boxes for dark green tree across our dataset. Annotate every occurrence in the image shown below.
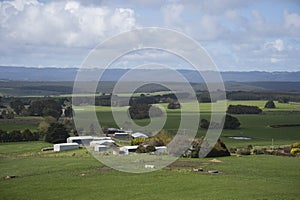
[199,119,209,129]
[264,100,276,108]
[10,100,25,115]
[223,114,241,129]
[45,123,69,144]
[129,104,163,119]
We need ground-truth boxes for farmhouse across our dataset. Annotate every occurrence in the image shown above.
[54,143,79,152]
[131,132,148,139]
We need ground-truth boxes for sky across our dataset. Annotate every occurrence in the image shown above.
[0,0,299,71]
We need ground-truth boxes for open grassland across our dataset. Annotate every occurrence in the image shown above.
[73,100,300,147]
[0,142,300,200]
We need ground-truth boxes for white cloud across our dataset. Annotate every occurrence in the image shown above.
[265,39,285,52]
[0,0,137,47]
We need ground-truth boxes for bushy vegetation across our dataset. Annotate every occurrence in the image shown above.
[167,102,181,109]
[182,138,230,158]
[227,104,262,114]
[264,100,276,108]
[44,123,70,144]
[199,114,240,130]
[128,104,163,119]
[0,129,40,142]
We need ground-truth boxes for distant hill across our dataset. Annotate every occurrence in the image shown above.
[1,66,300,95]
[1,66,300,82]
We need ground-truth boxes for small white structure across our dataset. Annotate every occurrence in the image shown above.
[94,145,108,152]
[155,146,167,154]
[119,145,138,155]
[131,132,148,139]
[93,137,111,141]
[67,136,94,145]
[114,132,129,138]
[90,139,115,147]
[54,143,79,152]
[145,164,155,169]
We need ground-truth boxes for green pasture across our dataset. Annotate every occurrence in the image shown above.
[0,117,42,132]
[0,142,299,200]
[73,100,300,147]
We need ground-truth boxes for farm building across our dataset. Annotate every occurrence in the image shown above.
[93,137,112,141]
[94,145,108,152]
[131,132,148,139]
[90,139,115,147]
[54,143,79,152]
[67,136,94,145]
[155,146,167,154]
[119,145,138,155]
[114,132,129,138]
[107,128,122,136]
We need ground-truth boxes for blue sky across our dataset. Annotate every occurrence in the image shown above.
[0,0,299,71]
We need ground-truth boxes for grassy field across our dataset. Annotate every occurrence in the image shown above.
[73,100,300,147]
[1,100,300,199]
[0,116,42,132]
[0,142,299,200]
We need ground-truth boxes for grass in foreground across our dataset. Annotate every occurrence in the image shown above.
[0,142,299,200]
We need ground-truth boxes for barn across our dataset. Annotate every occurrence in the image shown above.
[54,143,79,152]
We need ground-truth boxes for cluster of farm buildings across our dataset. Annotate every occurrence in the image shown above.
[53,128,167,155]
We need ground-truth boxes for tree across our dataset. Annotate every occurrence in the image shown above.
[200,115,240,130]
[45,123,69,144]
[64,106,74,118]
[227,105,262,114]
[10,100,25,115]
[199,119,209,129]
[129,104,163,119]
[223,114,240,129]
[265,100,276,108]
[167,102,181,109]
[278,97,290,103]
[29,99,62,117]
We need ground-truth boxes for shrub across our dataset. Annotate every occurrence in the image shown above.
[227,105,262,114]
[236,148,251,155]
[223,114,241,129]
[264,100,276,108]
[290,148,300,154]
[128,104,163,119]
[131,138,147,146]
[291,142,300,148]
[167,102,181,109]
[199,119,209,129]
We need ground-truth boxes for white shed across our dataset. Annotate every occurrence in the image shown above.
[114,132,129,138]
[155,146,167,154]
[119,145,138,155]
[90,140,115,147]
[94,145,108,152]
[131,132,148,139]
[54,143,79,152]
[66,136,94,145]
